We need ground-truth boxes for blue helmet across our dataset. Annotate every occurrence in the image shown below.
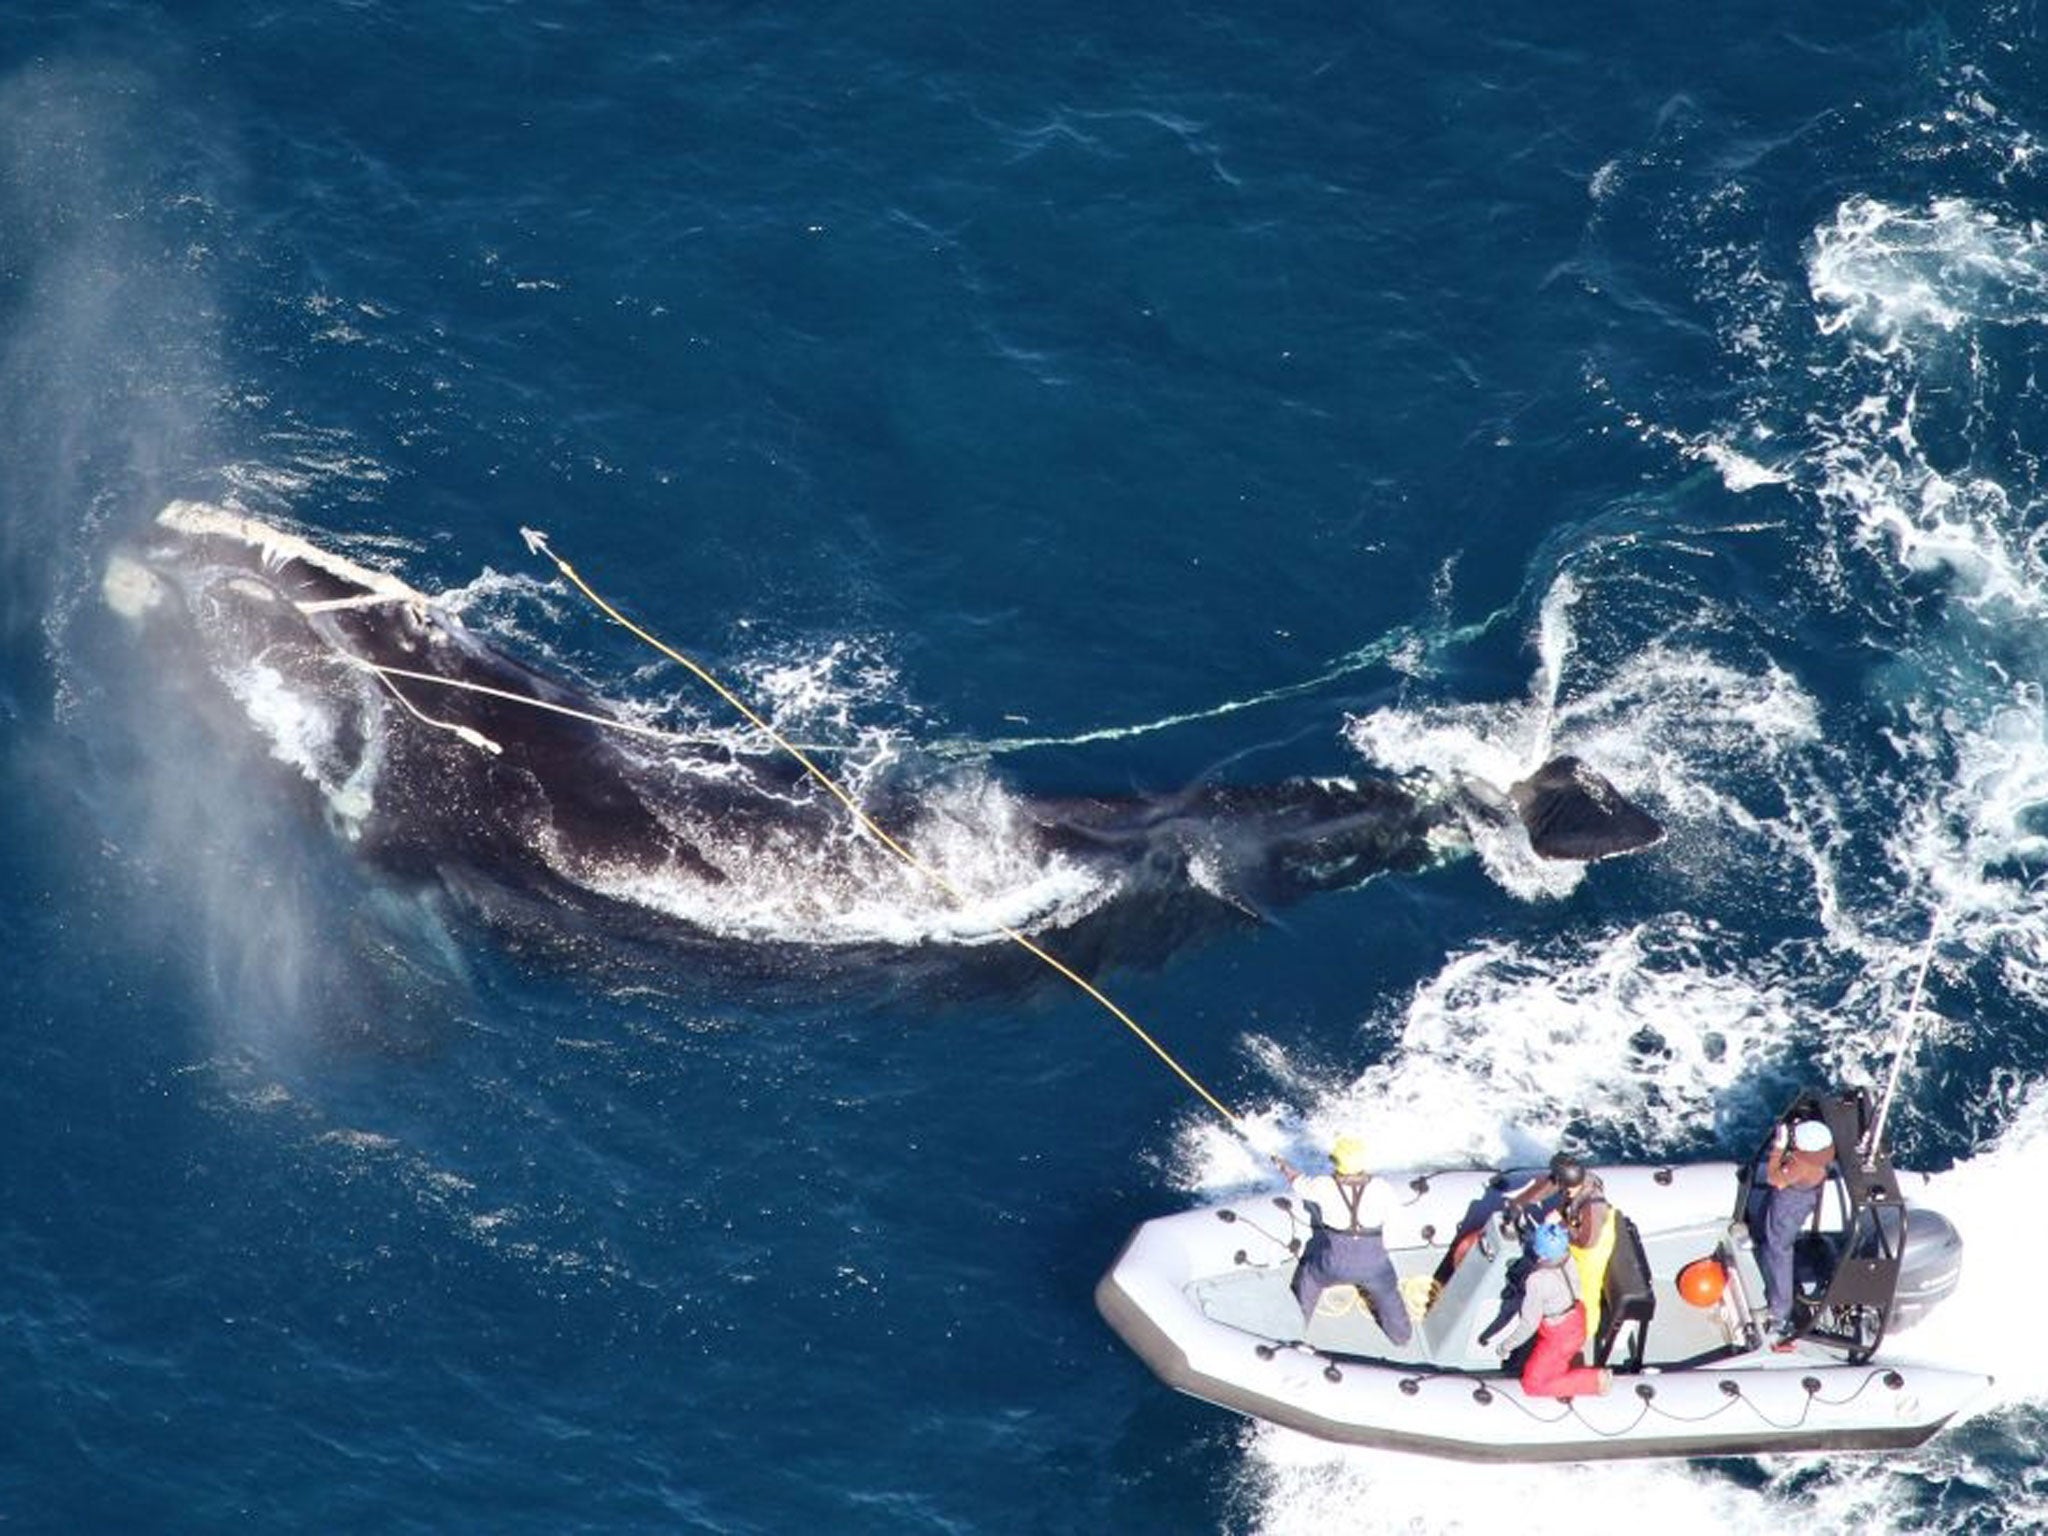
[1527,1222,1571,1263]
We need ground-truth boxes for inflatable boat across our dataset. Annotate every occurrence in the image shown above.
[1097,1089,1990,1461]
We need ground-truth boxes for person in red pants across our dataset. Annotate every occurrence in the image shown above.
[1488,1221,1613,1398]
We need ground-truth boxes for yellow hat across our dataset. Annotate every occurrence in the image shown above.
[1330,1134,1369,1177]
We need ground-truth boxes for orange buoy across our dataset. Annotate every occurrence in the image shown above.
[1677,1256,1728,1308]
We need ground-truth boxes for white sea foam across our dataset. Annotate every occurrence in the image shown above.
[1345,568,1819,905]
[739,638,906,745]
[1235,1431,1764,1536]
[1598,188,2048,969]
[1695,439,1790,492]
[1896,1084,2048,1396]
[559,771,1114,947]
[1175,915,1807,1198]
[1791,195,2048,1014]
[222,660,337,781]
[435,565,568,627]
[1810,195,2048,348]
[216,648,383,839]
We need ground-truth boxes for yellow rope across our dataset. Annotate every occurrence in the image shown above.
[517,528,1251,1139]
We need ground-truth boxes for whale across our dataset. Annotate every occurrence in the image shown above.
[99,501,1664,983]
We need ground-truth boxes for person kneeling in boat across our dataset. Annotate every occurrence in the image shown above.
[1276,1135,1413,1346]
[1489,1222,1613,1398]
[1507,1152,1619,1344]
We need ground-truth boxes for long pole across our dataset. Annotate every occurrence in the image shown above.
[1866,911,1944,1162]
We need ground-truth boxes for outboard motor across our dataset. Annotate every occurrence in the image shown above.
[1891,1207,1964,1331]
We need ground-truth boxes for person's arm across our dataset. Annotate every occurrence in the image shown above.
[1288,1172,1328,1221]
[1765,1150,1811,1190]
[1763,1122,1794,1189]
[1493,1268,1557,1356]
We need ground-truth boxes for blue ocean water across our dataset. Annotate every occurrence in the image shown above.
[5,2,2048,1530]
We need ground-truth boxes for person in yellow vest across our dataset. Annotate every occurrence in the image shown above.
[1508,1152,1617,1344]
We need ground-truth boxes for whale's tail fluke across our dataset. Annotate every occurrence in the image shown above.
[1029,753,1660,919]
[1506,754,1665,861]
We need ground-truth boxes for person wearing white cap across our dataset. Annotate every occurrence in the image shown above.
[1275,1135,1412,1345]
[1752,1116,1837,1350]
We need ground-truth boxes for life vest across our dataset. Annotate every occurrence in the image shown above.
[1571,1203,1618,1341]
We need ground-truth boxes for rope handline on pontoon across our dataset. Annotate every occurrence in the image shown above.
[515,526,1253,1142]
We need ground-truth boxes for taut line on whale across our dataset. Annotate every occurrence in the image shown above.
[103,502,1666,999]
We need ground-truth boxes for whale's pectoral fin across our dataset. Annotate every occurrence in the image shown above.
[1507,755,1664,861]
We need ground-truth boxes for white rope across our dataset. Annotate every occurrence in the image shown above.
[357,660,503,756]
[334,650,855,771]
[337,654,700,746]
[297,593,422,615]
[333,652,847,758]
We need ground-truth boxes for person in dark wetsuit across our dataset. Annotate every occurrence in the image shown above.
[1277,1135,1412,1345]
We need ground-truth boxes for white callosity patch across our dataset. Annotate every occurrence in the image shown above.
[100,551,165,621]
[157,499,423,607]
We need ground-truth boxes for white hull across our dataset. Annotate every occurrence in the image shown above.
[1097,1164,1990,1461]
